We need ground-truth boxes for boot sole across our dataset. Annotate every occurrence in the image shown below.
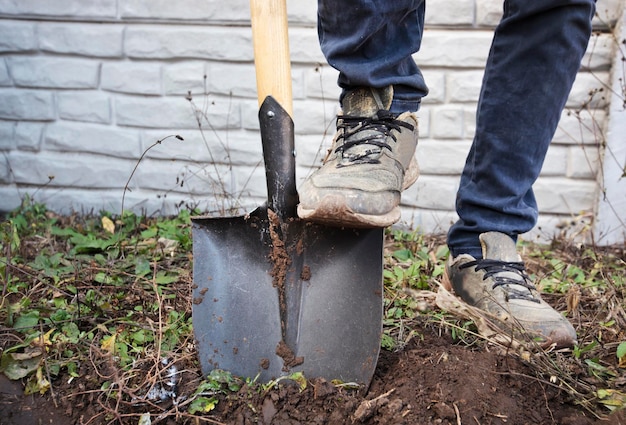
[297,198,401,228]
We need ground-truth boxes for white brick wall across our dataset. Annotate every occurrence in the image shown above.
[0,0,624,244]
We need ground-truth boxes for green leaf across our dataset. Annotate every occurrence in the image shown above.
[67,361,79,378]
[617,341,626,360]
[0,351,42,380]
[155,272,178,285]
[188,396,219,414]
[62,322,81,344]
[392,249,413,262]
[14,311,40,330]
[135,258,152,277]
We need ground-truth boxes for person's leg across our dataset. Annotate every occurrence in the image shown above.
[317,0,428,114]
[445,0,595,348]
[298,0,426,227]
[447,0,596,259]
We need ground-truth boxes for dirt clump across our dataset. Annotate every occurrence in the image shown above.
[207,329,625,425]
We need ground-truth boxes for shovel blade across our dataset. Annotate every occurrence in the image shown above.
[192,211,383,384]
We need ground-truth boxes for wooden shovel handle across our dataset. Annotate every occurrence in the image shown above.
[250,0,293,116]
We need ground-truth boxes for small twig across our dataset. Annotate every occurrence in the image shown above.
[453,402,461,425]
[39,321,58,408]
[121,134,184,216]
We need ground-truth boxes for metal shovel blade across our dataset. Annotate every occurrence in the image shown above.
[192,97,383,384]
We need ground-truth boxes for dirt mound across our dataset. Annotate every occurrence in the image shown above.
[2,323,625,425]
[210,331,624,425]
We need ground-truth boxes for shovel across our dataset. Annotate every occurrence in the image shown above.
[191,0,384,385]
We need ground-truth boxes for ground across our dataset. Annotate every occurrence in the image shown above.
[0,209,624,424]
[2,327,625,425]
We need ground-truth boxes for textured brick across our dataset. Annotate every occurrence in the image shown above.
[0,89,55,120]
[0,186,22,211]
[0,58,11,86]
[447,71,484,103]
[431,106,464,139]
[44,122,141,159]
[566,72,611,109]
[540,145,568,176]
[231,164,267,199]
[420,70,445,104]
[0,154,9,183]
[417,30,493,68]
[17,187,167,216]
[8,57,99,89]
[534,177,596,215]
[205,62,257,98]
[292,100,338,135]
[241,99,265,130]
[553,109,606,146]
[15,122,43,151]
[399,207,458,234]
[525,215,568,244]
[594,0,623,28]
[36,188,131,216]
[131,156,232,193]
[58,91,111,124]
[463,107,477,140]
[38,23,123,58]
[475,0,503,27]
[0,21,37,52]
[0,0,117,18]
[140,128,263,166]
[415,140,470,175]
[120,0,316,25]
[101,62,161,95]
[289,28,326,63]
[120,0,249,21]
[9,151,133,188]
[163,62,207,95]
[0,121,16,151]
[287,0,317,25]
[581,33,616,71]
[125,26,253,60]
[116,95,241,129]
[567,145,601,179]
[294,134,334,171]
[286,67,307,100]
[425,0,475,26]
[303,64,341,101]
[416,108,430,138]
[402,175,458,210]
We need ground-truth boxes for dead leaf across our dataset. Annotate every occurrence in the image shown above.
[102,216,115,234]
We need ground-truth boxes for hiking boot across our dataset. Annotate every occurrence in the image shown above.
[297,86,419,228]
[445,232,577,348]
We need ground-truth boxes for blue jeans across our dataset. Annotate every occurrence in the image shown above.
[318,0,595,258]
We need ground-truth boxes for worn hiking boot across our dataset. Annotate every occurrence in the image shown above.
[445,232,577,348]
[297,86,419,228]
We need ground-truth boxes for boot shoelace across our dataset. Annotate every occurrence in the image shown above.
[335,110,414,164]
[460,259,540,303]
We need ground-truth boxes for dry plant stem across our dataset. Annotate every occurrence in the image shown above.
[121,134,183,216]
[453,402,461,425]
[39,321,58,408]
[353,388,396,422]
[187,90,263,214]
[187,97,230,206]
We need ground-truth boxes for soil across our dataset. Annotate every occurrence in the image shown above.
[2,325,625,425]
